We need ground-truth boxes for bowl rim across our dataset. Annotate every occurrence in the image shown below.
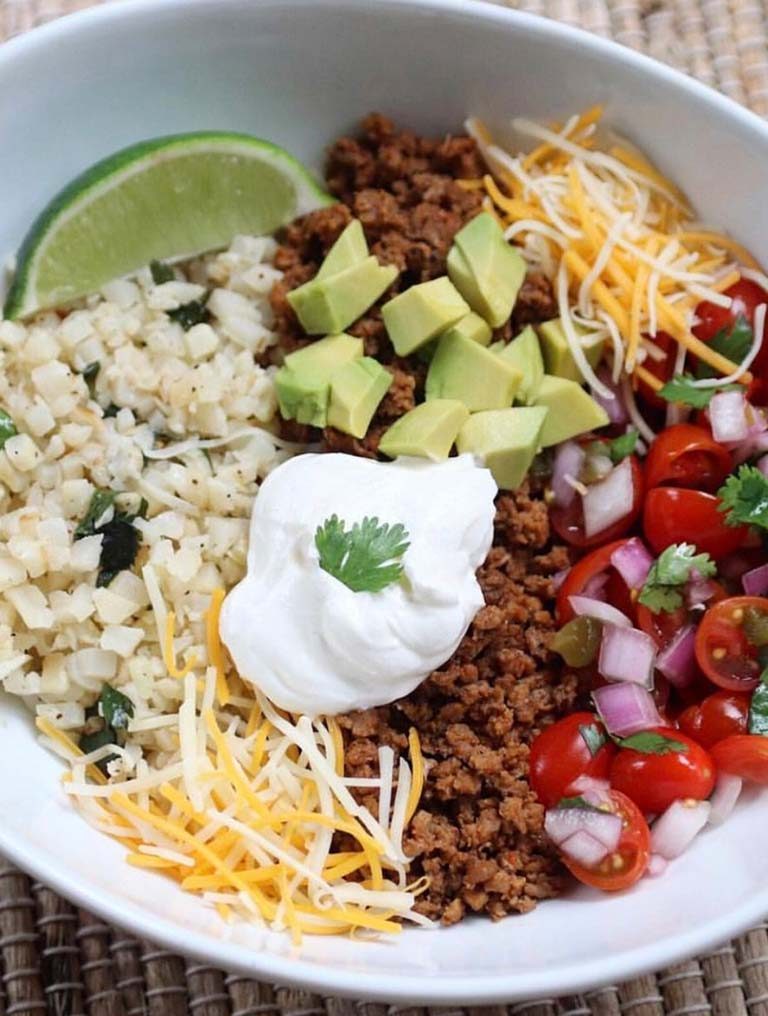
[2,0,768,1003]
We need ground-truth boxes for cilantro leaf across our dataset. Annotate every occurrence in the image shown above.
[75,490,145,587]
[75,490,117,538]
[315,514,410,593]
[81,361,100,398]
[717,465,768,529]
[100,684,134,731]
[619,731,689,755]
[150,259,175,285]
[658,373,739,409]
[749,670,768,737]
[0,408,18,450]
[168,290,211,330]
[609,430,639,464]
[638,543,717,614]
[696,315,753,380]
[556,795,601,811]
[579,723,607,757]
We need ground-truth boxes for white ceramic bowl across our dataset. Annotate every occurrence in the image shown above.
[1,0,768,1004]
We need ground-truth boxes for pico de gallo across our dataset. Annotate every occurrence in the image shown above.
[533,280,768,893]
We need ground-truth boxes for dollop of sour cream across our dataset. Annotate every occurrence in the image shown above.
[220,452,497,717]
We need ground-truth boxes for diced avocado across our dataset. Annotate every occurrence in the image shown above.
[277,333,363,427]
[537,318,605,383]
[447,212,526,328]
[382,277,469,356]
[316,220,368,281]
[288,256,398,335]
[533,375,610,447]
[327,357,392,438]
[426,331,522,411]
[457,407,549,490]
[441,312,492,347]
[379,400,469,461]
[497,325,545,405]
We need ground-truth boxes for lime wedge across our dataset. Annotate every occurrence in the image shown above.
[4,132,334,318]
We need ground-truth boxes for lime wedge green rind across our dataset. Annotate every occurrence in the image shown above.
[4,131,334,319]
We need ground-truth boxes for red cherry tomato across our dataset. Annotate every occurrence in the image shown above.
[636,602,690,649]
[609,727,716,814]
[529,712,616,808]
[711,734,768,784]
[556,539,634,625]
[550,456,644,548]
[644,424,732,493]
[694,280,768,404]
[678,691,751,748]
[561,790,650,892]
[643,487,751,560]
[637,331,676,411]
[694,595,768,692]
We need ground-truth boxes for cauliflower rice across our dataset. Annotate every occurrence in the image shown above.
[0,234,291,774]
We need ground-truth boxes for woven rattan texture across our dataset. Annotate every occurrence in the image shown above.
[1,0,768,1013]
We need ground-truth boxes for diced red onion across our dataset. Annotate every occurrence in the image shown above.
[647,854,668,878]
[545,807,622,852]
[729,421,768,465]
[582,457,635,540]
[710,390,749,444]
[560,830,611,867]
[685,573,717,608]
[591,367,629,425]
[708,774,743,826]
[611,537,653,590]
[552,568,569,591]
[592,682,661,737]
[598,624,657,687]
[569,775,611,796]
[569,595,632,629]
[742,562,768,597]
[758,454,768,478]
[656,624,698,689]
[651,800,711,859]
[583,572,609,600]
[552,441,586,508]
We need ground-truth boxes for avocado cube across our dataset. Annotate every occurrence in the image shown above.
[316,219,368,281]
[537,318,605,383]
[441,312,493,347]
[382,277,469,356]
[288,256,398,335]
[533,375,610,447]
[327,357,392,438]
[497,326,545,405]
[426,331,522,411]
[379,400,470,461]
[277,333,363,426]
[457,407,549,490]
[447,212,526,328]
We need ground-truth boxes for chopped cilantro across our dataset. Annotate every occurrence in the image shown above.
[81,361,100,398]
[749,670,768,737]
[150,259,175,285]
[717,465,768,529]
[556,795,601,811]
[696,315,753,379]
[80,685,135,774]
[608,430,639,464]
[638,543,717,614]
[102,403,121,419]
[0,409,18,449]
[619,731,689,755]
[168,291,211,331]
[315,514,410,594]
[658,373,739,409]
[75,490,146,587]
[100,684,134,731]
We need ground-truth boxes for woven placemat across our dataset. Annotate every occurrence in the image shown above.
[1,0,768,1013]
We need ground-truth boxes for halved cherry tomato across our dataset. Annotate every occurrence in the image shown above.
[609,727,716,814]
[561,789,650,892]
[644,424,732,493]
[636,602,690,650]
[643,487,750,560]
[550,456,644,548]
[694,280,768,404]
[711,734,768,784]
[694,595,768,691]
[556,539,634,625]
[637,331,676,411]
[529,712,616,808]
[678,691,751,748]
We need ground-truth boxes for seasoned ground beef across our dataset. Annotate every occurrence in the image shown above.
[271,115,576,924]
